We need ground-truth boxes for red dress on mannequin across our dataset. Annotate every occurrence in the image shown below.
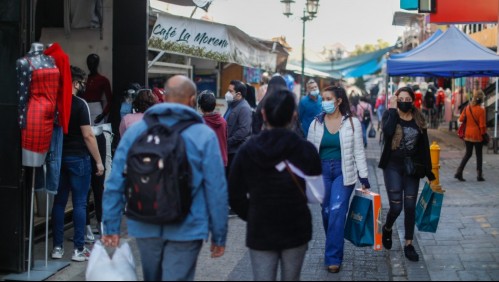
[21,58,60,153]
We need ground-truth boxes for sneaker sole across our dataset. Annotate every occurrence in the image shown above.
[51,255,63,259]
[71,256,87,262]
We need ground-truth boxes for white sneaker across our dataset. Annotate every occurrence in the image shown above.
[72,247,91,262]
[51,246,64,259]
[85,225,96,243]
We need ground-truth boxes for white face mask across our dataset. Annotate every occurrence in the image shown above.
[225,92,234,103]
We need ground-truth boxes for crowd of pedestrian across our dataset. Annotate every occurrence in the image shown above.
[48,69,447,281]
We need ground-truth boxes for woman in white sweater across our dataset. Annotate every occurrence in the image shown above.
[307,86,370,273]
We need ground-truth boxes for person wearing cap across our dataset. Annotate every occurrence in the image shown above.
[455,90,487,182]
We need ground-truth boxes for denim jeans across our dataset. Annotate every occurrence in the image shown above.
[35,125,63,194]
[135,238,203,281]
[321,160,355,266]
[52,155,91,249]
[361,121,369,147]
[383,159,420,240]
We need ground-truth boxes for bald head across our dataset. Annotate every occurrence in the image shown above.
[164,75,197,106]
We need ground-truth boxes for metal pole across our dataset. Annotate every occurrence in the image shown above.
[495,78,498,139]
[28,169,35,277]
[45,193,49,267]
[301,10,306,97]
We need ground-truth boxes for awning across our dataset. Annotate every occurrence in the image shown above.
[286,64,338,79]
[148,13,277,71]
[469,26,497,49]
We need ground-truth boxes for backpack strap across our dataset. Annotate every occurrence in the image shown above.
[171,120,200,133]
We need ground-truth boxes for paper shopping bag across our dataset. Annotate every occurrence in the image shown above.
[416,182,444,233]
[345,189,382,249]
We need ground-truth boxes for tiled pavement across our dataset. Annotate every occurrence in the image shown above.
[3,123,499,281]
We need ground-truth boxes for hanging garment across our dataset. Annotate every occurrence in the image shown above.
[17,52,61,153]
[82,73,113,116]
[44,43,73,134]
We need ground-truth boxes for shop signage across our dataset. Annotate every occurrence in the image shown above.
[430,0,498,24]
[149,13,277,71]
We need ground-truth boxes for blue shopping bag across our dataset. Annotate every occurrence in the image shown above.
[344,195,374,247]
[415,182,444,233]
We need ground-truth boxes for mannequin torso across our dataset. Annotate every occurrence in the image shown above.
[17,43,60,167]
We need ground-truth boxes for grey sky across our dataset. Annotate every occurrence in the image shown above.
[164,0,405,52]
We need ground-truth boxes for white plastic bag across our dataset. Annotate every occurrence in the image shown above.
[86,241,138,281]
[275,161,325,204]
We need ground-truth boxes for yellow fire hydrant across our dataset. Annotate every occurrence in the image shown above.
[430,142,445,192]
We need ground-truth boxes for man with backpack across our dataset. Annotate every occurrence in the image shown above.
[102,75,228,281]
[356,96,374,148]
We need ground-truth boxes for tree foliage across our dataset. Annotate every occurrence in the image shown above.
[350,39,391,56]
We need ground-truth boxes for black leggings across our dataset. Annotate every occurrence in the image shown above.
[383,160,421,240]
[458,141,483,172]
[86,134,107,225]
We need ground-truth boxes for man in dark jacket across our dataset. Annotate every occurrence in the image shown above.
[223,80,252,172]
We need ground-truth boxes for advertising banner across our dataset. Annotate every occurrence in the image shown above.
[430,0,498,23]
[149,13,277,71]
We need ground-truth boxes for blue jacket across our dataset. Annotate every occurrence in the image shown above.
[298,95,323,137]
[102,103,228,246]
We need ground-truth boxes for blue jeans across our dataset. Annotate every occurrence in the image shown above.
[35,125,63,194]
[361,121,369,147]
[135,238,203,281]
[321,160,354,266]
[52,155,91,249]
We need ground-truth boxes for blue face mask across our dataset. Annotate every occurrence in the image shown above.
[322,101,336,114]
[310,90,320,97]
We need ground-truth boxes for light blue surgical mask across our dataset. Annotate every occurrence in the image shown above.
[322,101,336,114]
[310,90,320,97]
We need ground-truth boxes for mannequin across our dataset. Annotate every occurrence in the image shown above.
[11,43,67,280]
[81,53,112,125]
[17,42,60,166]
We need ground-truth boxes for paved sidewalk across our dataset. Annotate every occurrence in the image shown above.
[3,123,499,281]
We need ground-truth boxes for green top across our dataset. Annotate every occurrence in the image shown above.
[320,124,342,160]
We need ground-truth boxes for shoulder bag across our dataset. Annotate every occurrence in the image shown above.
[468,107,490,145]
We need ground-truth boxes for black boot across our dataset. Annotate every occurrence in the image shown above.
[454,169,466,182]
[477,170,485,182]
[382,225,393,250]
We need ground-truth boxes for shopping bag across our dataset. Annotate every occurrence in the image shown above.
[276,161,325,204]
[415,182,444,233]
[344,190,382,249]
[368,127,376,138]
[86,241,138,281]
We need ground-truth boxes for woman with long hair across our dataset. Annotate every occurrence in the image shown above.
[379,87,435,262]
[455,90,487,182]
[229,89,322,281]
[307,86,370,273]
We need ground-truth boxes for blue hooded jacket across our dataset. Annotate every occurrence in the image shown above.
[102,103,228,246]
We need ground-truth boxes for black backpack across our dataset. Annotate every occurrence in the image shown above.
[123,114,199,225]
[361,105,371,123]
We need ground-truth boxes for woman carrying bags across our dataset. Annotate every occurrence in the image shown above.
[379,87,435,262]
[229,88,322,281]
[307,86,370,274]
[455,90,487,182]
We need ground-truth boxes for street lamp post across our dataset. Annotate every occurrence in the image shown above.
[282,0,319,96]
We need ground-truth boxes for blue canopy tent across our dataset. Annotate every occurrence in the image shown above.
[387,26,499,77]
[387,25,499,143]
[390,29,443,59]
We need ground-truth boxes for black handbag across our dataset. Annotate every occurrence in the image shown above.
[368,127,376,138]
[404,155,426,178]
